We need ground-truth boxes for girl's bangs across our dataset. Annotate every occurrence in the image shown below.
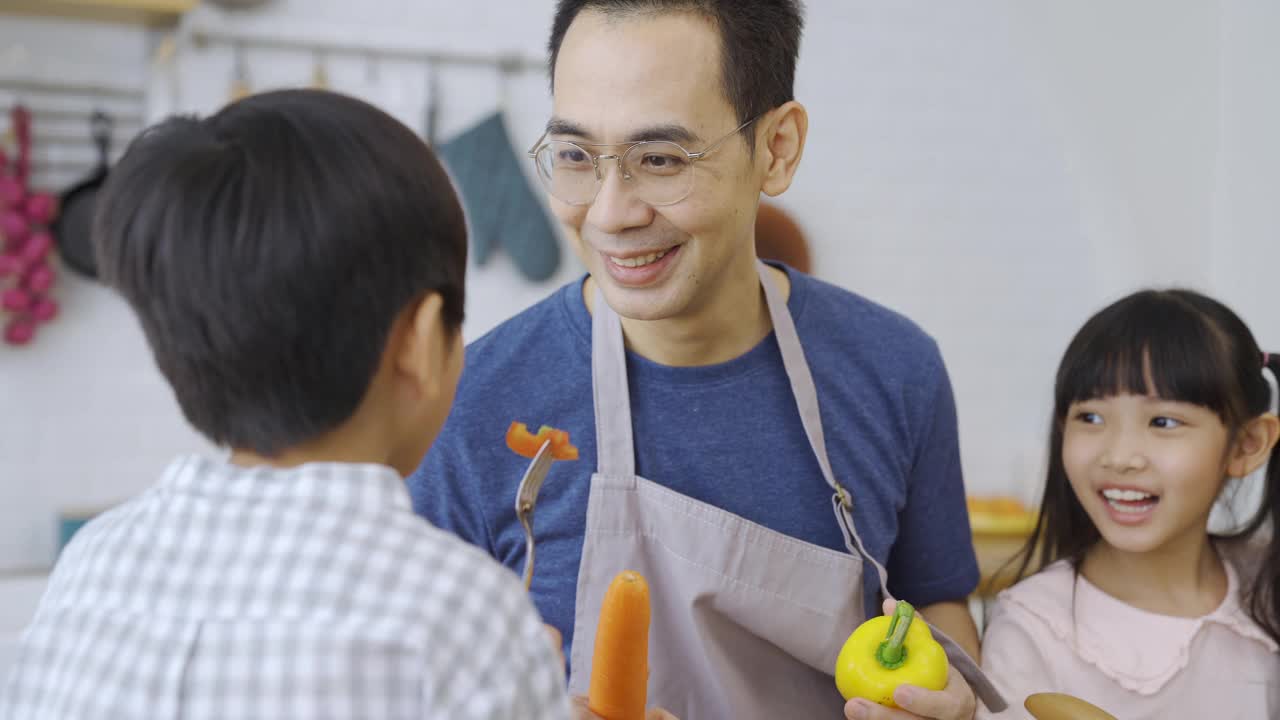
[1056,293,1234,419]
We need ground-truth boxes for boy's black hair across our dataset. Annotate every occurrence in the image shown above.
[93,89,467,457]
[548,0,805,151]
[1002,289,1280,645]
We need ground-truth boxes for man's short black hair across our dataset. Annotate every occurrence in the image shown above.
[94,89,467,456]
[548,0,805,149]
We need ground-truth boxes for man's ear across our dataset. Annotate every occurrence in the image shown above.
[759,101,808,198]
[1227,413,1280,478]
[394,292,450,401]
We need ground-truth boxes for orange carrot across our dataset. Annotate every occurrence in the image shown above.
[588,570,651,720]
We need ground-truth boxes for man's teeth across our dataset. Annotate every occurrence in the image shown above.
[609,249,669,268]
[1102,488,1155,502]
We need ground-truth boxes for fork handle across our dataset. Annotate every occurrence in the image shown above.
[519,512,536,589]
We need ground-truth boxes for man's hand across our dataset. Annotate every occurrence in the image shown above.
[842,599,977,720]
[570,696,679,720]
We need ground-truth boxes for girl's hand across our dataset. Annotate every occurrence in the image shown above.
[843,668,976,720]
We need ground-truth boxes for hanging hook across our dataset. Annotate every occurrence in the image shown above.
[423,59,440,146]
[151,33,181,113]
[496,53,521,117]
[9,104,32,183]
[229,41,251,101]
[2,43,30,109]
[90,110,113,173]
[310,49,329,90]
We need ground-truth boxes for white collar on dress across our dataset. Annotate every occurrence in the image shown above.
[999,547,1277,695]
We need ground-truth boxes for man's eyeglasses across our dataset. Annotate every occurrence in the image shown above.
[526,115,760,207]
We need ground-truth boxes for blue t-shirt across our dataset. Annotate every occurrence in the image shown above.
[408,263,978,660]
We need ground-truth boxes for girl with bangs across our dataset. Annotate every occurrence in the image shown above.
[979,289,1280,719]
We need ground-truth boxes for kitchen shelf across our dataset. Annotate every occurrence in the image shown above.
[0,0,197,27]
[974,533,1033,597]
[0,566,51,580]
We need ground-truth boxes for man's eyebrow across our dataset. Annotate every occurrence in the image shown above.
[545,117,591,139]
[545,118,702,147]
[623,124,700,146]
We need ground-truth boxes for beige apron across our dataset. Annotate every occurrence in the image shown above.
[564,261,1006,718]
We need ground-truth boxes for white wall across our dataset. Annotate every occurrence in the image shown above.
[0,14,187,571]
[3,0,1278,571]
[796,0,1227,496]
[1211,0,1280,347]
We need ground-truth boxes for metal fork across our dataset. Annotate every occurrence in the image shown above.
[515,439,555,589]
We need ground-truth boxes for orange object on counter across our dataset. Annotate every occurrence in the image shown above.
[588,570,651,720]
[506,421,579,461]
[968,495,1037,536]
[966,495,1027,516]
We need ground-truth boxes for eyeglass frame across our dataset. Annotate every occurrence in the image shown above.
[525,113,763,207]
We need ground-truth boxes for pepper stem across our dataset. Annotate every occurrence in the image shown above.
[875,600,915,670]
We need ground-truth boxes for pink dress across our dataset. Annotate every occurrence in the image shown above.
[978,554,1279,719]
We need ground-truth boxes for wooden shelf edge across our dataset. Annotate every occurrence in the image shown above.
[0,0,197,27]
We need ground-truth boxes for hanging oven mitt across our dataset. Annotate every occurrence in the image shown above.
[438,112,560,282]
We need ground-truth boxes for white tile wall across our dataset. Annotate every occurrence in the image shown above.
[1211,0,1280,330]
[2,0,1278,573]
[0,573,49,683]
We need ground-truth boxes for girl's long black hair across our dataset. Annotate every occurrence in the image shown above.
[1001,289,1280,645]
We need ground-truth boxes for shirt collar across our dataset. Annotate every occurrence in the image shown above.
[158,454,412,514]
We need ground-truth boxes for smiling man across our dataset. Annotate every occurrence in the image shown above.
[408,2,1004,719]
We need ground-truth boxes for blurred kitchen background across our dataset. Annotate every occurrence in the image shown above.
[2,0,1278,666]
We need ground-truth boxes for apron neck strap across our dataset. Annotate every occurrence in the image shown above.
[757,262,891,595]
[589,263,847,500]
[592,282,636,477]
[589,262,888,593]
[756,261,841,498]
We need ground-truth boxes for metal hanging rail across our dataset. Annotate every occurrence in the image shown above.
[0,76,145,100]
[185,24,545,75]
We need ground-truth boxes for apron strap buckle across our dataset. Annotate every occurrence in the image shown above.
[834,485,852,510]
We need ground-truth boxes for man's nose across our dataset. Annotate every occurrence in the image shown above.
[585,158,653,234]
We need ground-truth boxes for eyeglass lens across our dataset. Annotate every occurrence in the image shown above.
[533,140,695,206]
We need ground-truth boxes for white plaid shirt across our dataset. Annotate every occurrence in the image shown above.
[1,455,570,719]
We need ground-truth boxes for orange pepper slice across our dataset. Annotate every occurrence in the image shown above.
[506,421,580,461]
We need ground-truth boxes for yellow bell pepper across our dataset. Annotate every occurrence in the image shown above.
[834,601,948,707]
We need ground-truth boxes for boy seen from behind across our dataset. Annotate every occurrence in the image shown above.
[1,89,569,720]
